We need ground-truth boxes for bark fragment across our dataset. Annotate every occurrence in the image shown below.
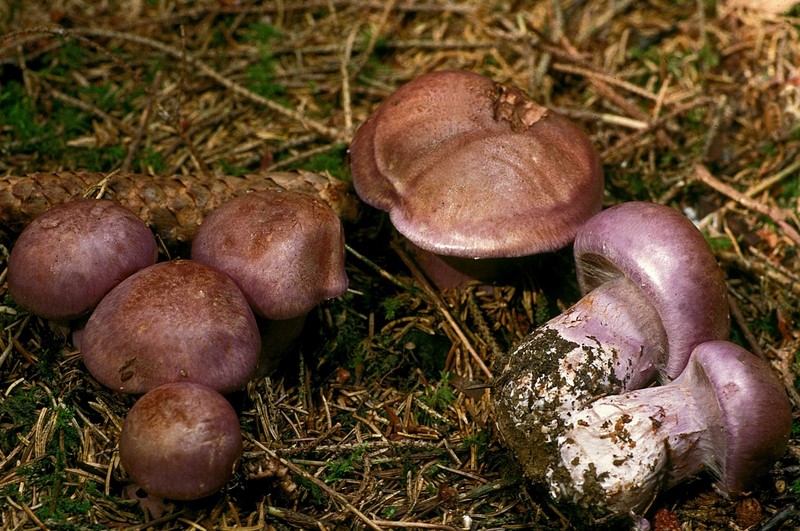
[0,171,360,245]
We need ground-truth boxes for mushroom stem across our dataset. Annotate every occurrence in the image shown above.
[404,239,521,289]
[550,380,711,516]
[256,314,308,377]
[496,275,667,426]
[546,341,791,519]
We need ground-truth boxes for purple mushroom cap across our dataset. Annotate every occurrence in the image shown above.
[689,340,792,494]
[81,259,260,394]
[8,199,157,321]
[574,201,730,379]
[119,381,242,501]
[350,70,603,260]
[191,190,348,320]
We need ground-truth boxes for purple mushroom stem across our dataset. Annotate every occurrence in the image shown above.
[547,341,791,519]
[255,314,308,376]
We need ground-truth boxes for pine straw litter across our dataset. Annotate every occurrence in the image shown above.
[0,1,799,530]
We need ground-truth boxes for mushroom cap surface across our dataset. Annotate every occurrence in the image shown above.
[119,381,242,501]
[349,70,603,258]
[574,201,729,378]
[81,259,260,393]
[8,199,157,321]
[191,190,348,320]
[690,340,791,493]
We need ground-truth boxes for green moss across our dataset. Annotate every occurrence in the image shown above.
[0,80,127,170]
[420,372,456,412]
[215,158,250,176]
[138,146,166,173]
[381,295,406,321]
[242,22,288,104]
[283,143,349,181]
[705,235,733,252]
[0,386,48,454]
[324,444,367,483]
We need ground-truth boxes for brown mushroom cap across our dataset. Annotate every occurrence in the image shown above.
[119,381,242,501]
[81,259,260,393]
[349,70,603,258]
[190,190,348,320]
[8,199,157,321]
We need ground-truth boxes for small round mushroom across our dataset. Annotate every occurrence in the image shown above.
[547,340,791,519]
[493,202,730,507]
[8,198,157,322]
[190,190,348,374]
[349,70,603,288]
[81,259,260,393]
[119,381,242,501]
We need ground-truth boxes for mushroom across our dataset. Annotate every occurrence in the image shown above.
[8,199,157,336]
[349,70,603,288]
[493,202,730,509]
[81,259,260,393]
[547,340,792,520]
[119,381,242,502]
[190,190,348,374]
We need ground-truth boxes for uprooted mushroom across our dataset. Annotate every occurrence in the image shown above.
[491,202,792,521]
[494,203,730,447]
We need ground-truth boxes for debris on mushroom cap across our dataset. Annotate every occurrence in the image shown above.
[574,201,730,379]
[191,190,348,320]
[119,381,242,501]
[544,340,791,520]
[349,70,603,259]
[8,198,157,321]
[81,259,260,394]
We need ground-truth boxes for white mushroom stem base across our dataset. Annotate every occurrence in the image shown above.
[494,275,672,519]
[496,275,666,428]
[549,383,715,517]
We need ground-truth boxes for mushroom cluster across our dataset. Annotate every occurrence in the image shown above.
[7,189,349,506]
[5,67,793,528]
[493,202,792,522]
[349,70,792,524]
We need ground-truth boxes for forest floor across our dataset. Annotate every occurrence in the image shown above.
[1,1,800,530]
